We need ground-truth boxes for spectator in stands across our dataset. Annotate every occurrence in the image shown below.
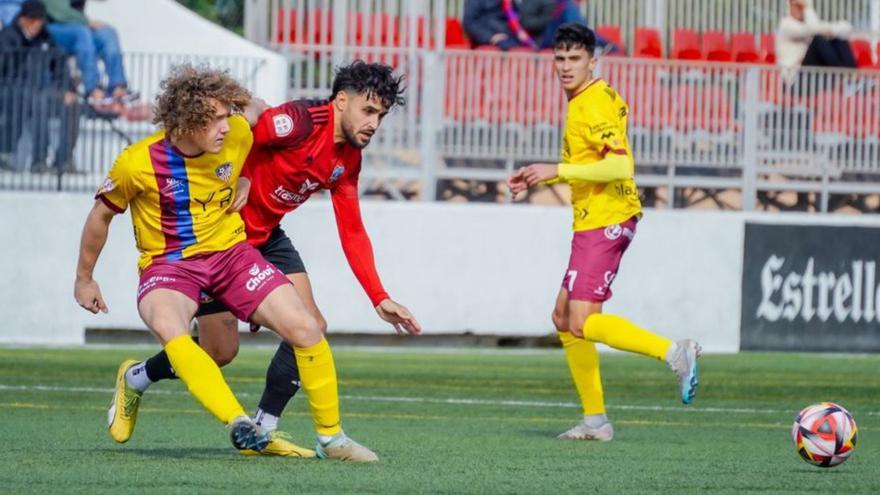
[777,0,856,82]
[464,0,610,51]
[0,0,23,27]
[43,0,137,114]
[0,0,80,172]
[463,0,519,50]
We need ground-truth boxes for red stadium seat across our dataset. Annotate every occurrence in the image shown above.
[850,38,873,68]
[276,9,331,45]
[672,29,702,60]
[760,33,776,64]
[672,84,734,133]
[812,87,880,139]
[634,27,662,58]
[731,32,760,63]
[445,17,470,48]
[595,24,624,55]
[703,30,732,62]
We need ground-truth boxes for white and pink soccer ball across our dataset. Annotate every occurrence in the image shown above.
[792,402,858,468]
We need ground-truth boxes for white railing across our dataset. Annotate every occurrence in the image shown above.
[0,52,269,193]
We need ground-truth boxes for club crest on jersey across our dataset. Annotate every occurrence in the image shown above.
[273,114,293,137]
[215,162,233,182]
[604,224,623,240]
[328,164,345,183]
[100,177,115,193]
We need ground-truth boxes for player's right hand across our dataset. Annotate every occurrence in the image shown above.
[506,168,528,198]
[74,277,109,314]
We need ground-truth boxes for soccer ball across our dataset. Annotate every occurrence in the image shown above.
[791,402,858,468]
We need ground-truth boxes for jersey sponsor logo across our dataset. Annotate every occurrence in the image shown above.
[588,122,613,135]
[619,107,628,118]
[328,164,345,183]
[604,224,623,240]
[299,179,320,195]
[137,275,178,297]
[215,162,233,182]
[245,263,276,292]
[272,186,309,206]
[160,177,185,196]
[593,271,617,296]
[273,114,293,137]
[600,131,615,140]
[100,177,115,193]
[574,206,589,220]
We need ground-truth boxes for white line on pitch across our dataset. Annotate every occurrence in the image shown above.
[0,383,876,417]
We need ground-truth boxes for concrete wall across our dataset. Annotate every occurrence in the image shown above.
[4,192,879,351]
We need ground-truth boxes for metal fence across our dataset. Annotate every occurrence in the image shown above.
[0,51,269,193]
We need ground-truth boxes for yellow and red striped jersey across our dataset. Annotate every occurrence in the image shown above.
[562,79,642,232]
[96,115,252,271]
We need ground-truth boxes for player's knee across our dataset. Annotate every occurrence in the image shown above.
[551,310,568,332]
[212,344,239,367]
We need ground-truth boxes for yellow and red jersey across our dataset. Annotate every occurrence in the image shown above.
[562,79,642,232]
[96,115,252,271]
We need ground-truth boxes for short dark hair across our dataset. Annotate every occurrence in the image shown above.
[330,60,406,110]
[553,23,597,55]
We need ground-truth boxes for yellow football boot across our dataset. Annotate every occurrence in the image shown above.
[107,359,143,443]
[240,430,316,458]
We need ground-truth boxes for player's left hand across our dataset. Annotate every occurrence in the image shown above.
[522,163,559,186]
[227,177,251,213]
[375,299,422,335]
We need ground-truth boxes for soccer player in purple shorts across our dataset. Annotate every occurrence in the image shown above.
[74,64,376,460]
[507,24,701,441]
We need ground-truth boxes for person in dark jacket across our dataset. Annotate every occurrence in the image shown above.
[0,0,79,172]
[463,0,610,51]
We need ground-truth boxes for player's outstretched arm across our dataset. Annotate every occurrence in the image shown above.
[375,299,422,335]
[74,200,117,314]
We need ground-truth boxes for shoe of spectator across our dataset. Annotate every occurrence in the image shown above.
[31,162,50,174]
[115,89,141,105]
[88,95,123,119]
[122,102,153,122]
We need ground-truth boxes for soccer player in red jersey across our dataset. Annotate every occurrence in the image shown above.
[110,61,419,461]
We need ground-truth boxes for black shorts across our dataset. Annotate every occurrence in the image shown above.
[195,226,306,317]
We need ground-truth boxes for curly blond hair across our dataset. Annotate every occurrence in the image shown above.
[153,64,252,138]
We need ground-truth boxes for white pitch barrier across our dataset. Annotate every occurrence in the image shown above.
[3,192,879,352]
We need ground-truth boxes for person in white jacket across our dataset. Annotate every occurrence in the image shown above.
[777,0,856,83]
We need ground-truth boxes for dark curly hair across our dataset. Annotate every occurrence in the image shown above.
[153,64,252,137]
[330,60,406,109]
[554,23,597,55]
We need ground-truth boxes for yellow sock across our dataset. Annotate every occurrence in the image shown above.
[583,313,672,361]
[294,337,341,436]
[558,331,605,415]
[164,334,245,424]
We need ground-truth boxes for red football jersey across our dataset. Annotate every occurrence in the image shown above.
[241,100,389,306]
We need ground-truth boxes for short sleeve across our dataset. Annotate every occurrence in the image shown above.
[95,147,141,213]
[252,101,314,148]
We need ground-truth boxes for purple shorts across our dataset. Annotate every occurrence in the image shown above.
[137,242,290,321]
[561,217,638,302]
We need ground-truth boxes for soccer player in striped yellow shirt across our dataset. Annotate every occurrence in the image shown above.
[507,24,701,441]
[74,65,374,460]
